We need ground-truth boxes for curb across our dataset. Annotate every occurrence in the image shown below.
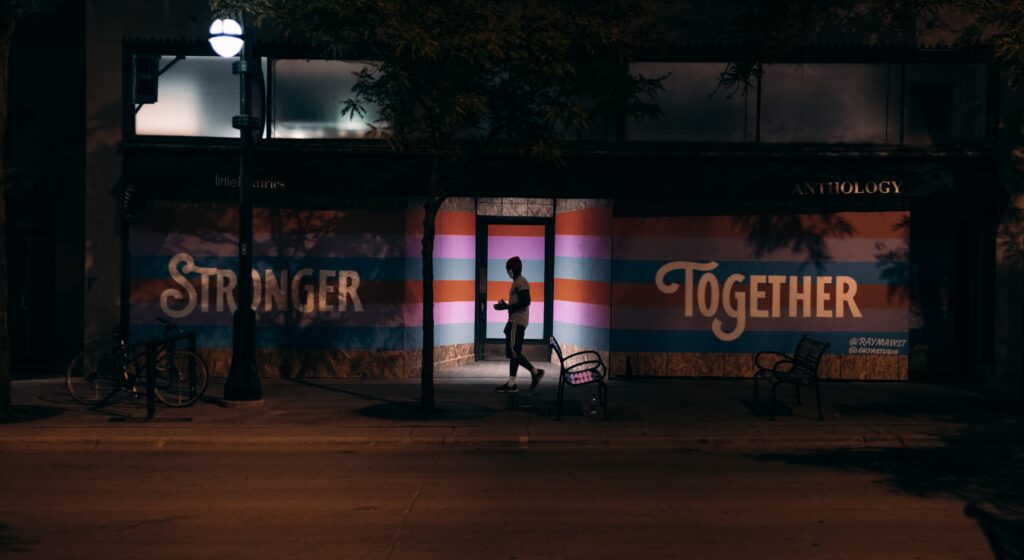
[3,431,1019,452]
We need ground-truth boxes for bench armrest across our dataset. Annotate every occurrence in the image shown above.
[563,350,605,364]
[564,360,606,380]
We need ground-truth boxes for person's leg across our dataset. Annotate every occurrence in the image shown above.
[512,323,536,372]
[496,322,519,392]
[513,324,545,390]
[509,322,522,379]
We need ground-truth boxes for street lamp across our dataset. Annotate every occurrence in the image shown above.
[210,16,262,403]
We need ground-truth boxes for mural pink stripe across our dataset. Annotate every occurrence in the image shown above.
[552,300,611,328]
[487,237,546,261]
[402,301,477,326]
[486,303,546,324]
[405,234,476,259]
[613,237,908,263]
[554,235,612,259]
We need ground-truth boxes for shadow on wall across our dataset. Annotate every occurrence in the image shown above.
[136,202,403,380]
[733,212,910,309]
[264,207,390,380]
[733,213,855,273]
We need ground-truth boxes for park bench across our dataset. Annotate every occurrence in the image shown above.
[753,335,829,420]
[549,336,608,420]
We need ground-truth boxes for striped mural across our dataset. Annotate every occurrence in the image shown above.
[406,205,477,351]
[552,202,612,354]
[609,211,910,379]
[485,224,546,340]
[129,197,911,381]
[129,200,476,377]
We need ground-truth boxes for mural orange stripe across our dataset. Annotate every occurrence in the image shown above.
[553,278,611,305]
[436,210,477,235]
[405,208,476,236]
[405,280,476,303]
[486,281,545,301]
[611,282,909,309]
[488,224,545,237]
[556,206,613,236]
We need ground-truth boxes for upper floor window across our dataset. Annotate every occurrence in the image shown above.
[135,56,268,138]
[903,63,987,145]
[760,63,896,144]
[129,53,989,147]
[272,60,382,139]
[627,62,753,142]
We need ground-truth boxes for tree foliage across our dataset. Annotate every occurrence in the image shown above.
[209,0,664,409]
[718,0,1024,95]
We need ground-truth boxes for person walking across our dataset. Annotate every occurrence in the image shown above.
[494,256,544,392]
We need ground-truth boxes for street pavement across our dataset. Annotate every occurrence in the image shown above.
[1,447,1009,559]
[2,361,1022,452]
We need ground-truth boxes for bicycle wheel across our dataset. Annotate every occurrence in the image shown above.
[153,349,210,407]
[65,347,122,405]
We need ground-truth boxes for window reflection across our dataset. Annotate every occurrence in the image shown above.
[135,56,267,138]
[273,60,382,139]
[761,64,894,144]
[904,63,986,145]
[627,62,752,142]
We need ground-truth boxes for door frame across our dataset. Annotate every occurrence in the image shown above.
[474,216,555,360]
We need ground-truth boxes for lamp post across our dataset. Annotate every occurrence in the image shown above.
[210,17,262,402]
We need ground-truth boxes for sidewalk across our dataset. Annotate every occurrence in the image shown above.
[2,361,1022,451]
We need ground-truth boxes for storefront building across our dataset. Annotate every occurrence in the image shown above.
[114,35,1001,384]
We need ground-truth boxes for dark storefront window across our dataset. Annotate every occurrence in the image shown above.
[761,63,896,143]
[272,59,382,139]
[135,56,267,138]
[903,63,987,145]
[627,62,753,142]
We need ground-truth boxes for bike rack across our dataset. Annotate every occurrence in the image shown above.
[112,330,197,423]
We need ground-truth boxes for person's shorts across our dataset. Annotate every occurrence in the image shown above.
[504,322,527,359]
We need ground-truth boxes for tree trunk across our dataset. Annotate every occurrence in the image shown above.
[0,17,15,416]
[420,198,438,412]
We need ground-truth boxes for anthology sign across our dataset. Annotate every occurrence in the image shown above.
[792,180,903,196]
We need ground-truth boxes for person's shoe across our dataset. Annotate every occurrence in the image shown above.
[494,381,518,393]
[530,369,545,390]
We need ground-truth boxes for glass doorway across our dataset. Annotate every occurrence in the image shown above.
[476,218,553,361]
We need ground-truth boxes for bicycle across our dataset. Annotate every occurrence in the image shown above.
[65,318,210,407]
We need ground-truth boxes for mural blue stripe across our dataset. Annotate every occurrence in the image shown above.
[485,321,545,341]
[405,258,476,281]
[552,321,610,351]
[129,323,476,349]
[486,259,545,282]
[611,260,908,285]
[553,257,612,282]
[610,329,909,355]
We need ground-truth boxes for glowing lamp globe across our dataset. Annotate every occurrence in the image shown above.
[209,18,244,58]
